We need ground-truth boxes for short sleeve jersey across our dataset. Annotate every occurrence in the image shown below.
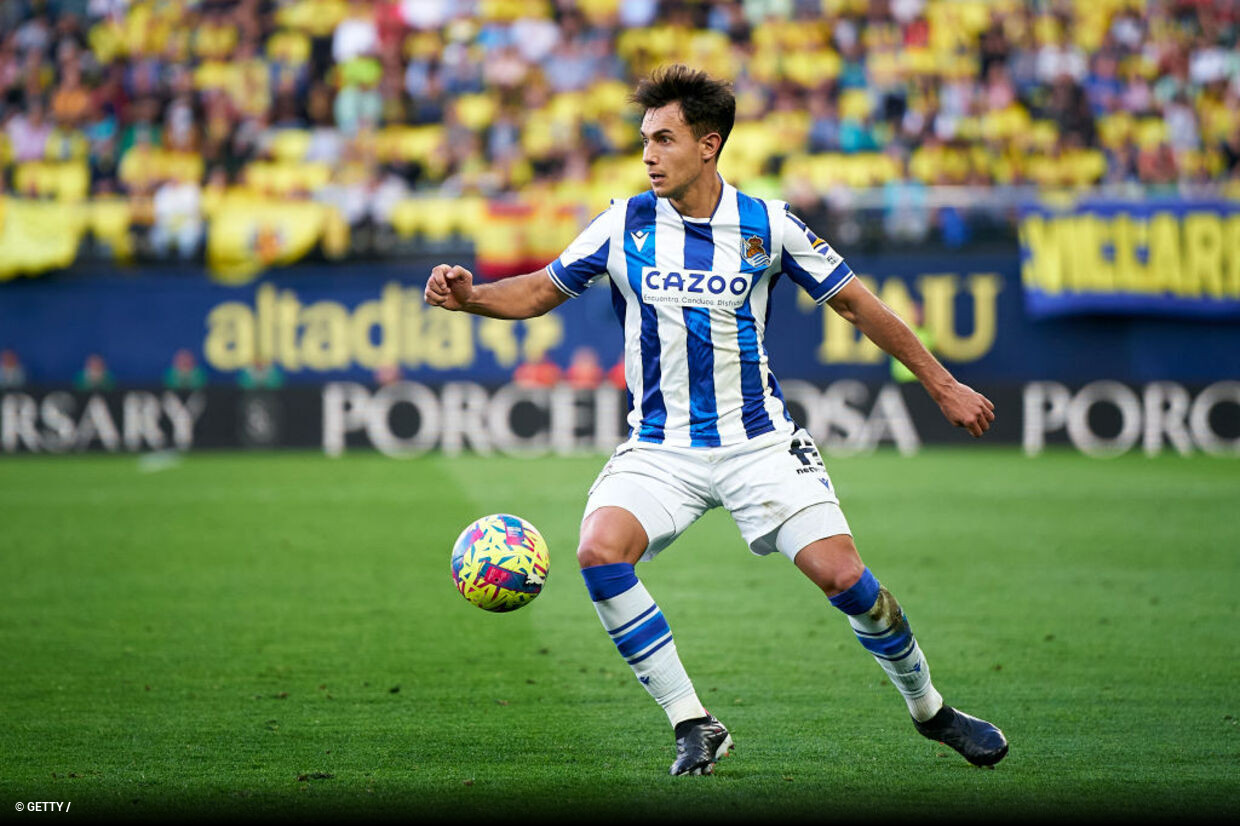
[546,180,854,448]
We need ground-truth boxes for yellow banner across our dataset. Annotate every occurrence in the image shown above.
[206,198,346,284]
[0,197,87,281]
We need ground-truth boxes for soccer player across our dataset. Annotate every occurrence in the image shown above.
[425,65,1007,776]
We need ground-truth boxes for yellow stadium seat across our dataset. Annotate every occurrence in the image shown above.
[981,104,1032,143]
[387,199,423,239]
[266,29,311,65]
[401,125,446,164]
[838,89,872,122]
[301,162,332,192]
[783,49,842,87]
[404,30,443,61]
[163,151,205,184]
[1135,118,1168,149]
[420,198,458,242]
[270,129,311,163]
[1096,112,1134,149]
[479,0,553,22]
[89,196,134,259]
[548,92,588,125]
[864,153,902,185]
[274,0,348,37]
[808,154,847,189]
[1197,99,1237,144]
[13,162,89,201]
[193,60,233,92]
[576,0,620,21]
[1027,120,1061,151]
[521,117,557,160]
[242,162,274,195]
[901,47,939,77]
[582,80,631,119]
[453,93,498,132]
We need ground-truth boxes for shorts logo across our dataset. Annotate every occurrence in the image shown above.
[641,268,752,308]
[743,235,771,268]
[789,436,826,474]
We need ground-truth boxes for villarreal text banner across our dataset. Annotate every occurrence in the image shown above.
[1019,199,1240,319]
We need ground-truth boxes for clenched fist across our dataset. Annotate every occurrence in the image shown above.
[424,264,475,311]
[935,380,996,438]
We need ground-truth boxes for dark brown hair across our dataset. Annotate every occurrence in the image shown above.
[630,64,735,155]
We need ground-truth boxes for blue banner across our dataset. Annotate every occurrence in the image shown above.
[1019,199,1240,319]
[1,252,1237,387]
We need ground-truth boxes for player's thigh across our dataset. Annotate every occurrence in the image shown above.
[582,444,714,562]
[718,428,852,559]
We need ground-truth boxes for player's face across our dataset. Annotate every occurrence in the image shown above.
[640,103,713,201]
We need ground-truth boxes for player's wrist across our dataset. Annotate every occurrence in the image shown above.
[924,375,958,402]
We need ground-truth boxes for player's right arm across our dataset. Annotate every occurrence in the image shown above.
[428,203,615,319]
[424,265,571,319]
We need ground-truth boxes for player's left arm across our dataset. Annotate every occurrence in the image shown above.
[826,278,995,437]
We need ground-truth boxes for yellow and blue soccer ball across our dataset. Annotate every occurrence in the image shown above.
[451,514,550,612]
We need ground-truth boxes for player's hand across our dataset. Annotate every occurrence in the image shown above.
[935,380,995,438]
[424,264,475,311]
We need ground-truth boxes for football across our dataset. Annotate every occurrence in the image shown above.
[450,514,550,612]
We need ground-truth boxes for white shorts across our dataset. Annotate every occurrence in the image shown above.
[583,428,852,563]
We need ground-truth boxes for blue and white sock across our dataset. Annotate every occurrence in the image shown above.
[581,562,707,728]
[829,568,944,723]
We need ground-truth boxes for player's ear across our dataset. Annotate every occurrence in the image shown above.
[700,132,722,163]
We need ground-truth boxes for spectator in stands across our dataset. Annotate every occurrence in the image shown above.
[150,173,204,260]
[566,346,605,391]
[513,353,562,389]
[74,353,114,391]
[6,96,52,162]
[0,348,26,389]
[238,356,285,390]
[374,361,402,386]
[164,348,205,390]
[2,0,1240,267]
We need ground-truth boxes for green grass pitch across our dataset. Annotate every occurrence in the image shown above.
[1,448,1237,824]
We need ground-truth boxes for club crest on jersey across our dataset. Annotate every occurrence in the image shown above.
[743,235,771,268]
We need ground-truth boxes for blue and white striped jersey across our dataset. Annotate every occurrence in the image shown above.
[546,180,855,448]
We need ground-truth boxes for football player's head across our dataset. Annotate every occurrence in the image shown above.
[632,65,735,201]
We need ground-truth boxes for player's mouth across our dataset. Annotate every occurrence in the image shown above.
[649,172,666,186]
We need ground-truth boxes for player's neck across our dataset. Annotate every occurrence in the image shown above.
[667,168,722,220]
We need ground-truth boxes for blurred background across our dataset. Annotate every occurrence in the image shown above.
[0,0,1237,458]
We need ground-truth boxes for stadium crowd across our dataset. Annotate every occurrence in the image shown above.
[1,0,1239,260]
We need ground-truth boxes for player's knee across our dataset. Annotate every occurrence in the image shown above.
[795,536,866,596]
[828,558,867,595]
[576,542,624,569]
[576,506,648,569]
[575,524,631,568]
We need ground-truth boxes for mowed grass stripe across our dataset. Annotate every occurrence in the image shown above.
[0,449,1236,822]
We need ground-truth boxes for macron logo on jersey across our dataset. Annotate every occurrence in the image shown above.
[630,230,650,251]
[641,268,753,309]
